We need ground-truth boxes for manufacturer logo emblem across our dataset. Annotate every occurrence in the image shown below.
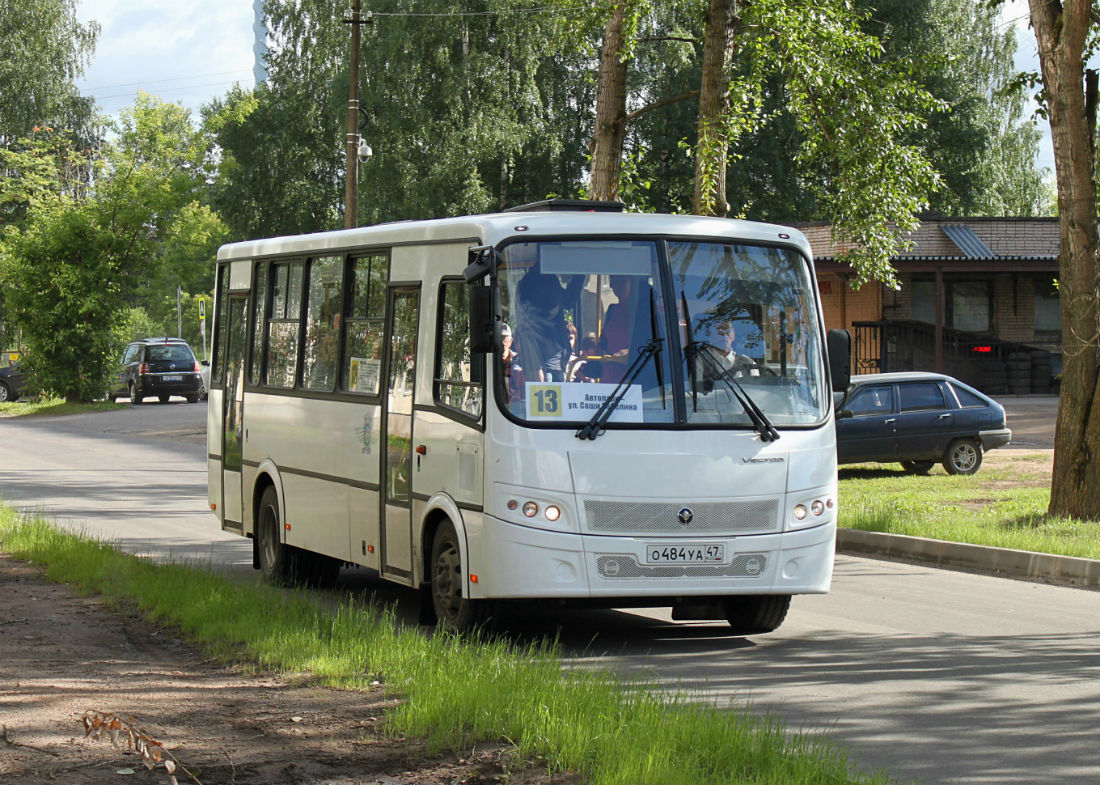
[677,507,693,525]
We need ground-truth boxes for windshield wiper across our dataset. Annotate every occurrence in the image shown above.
[575,336,663,440]
[694,346,780,442]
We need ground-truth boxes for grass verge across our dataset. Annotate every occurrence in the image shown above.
[838,454,1099,559]
[0,396,127,417]
[0,507,892,785]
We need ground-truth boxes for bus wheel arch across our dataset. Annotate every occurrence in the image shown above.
[427,517,493,632]
[256,484,296,585]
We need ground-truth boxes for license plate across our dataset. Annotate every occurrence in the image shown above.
[645,543,725,564]
[163,375,182,381]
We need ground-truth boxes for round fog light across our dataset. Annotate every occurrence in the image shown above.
[811,500,825,516]
[506,499,518,511]
[545,505,561,522]
[793,504,807,521]
[522,501,539,518]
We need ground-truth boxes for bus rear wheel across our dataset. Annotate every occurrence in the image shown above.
[430,522,491,632]
[722,595,791,635]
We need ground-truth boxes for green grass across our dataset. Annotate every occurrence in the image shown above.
[838,454,1100,559]
[0,396,126,417]
[0,507,891,785]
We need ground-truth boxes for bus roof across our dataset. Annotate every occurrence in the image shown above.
[216,210,812,262]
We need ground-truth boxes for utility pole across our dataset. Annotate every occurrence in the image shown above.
[344,1,371,229]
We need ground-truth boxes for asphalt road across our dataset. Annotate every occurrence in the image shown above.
[1,399,1096,785]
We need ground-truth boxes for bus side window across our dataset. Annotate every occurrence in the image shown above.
[435,279,483,418]
[341,254,388,395]
[248,262,267,385]
[302,256,343,392]
[265,261,303,388]
[211,263,229,386]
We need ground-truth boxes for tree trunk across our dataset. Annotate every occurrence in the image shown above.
[693,0,737,217]
[589,4,628,202]
[1028,0,1100,519]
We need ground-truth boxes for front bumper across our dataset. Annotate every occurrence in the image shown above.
[465,515,836,600]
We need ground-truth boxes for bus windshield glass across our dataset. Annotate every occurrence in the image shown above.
[496,238,827,428]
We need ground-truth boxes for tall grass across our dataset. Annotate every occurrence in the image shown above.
[838,456,1100,559]
[0,507,890,785]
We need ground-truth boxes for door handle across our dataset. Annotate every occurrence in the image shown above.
[884,418,896,424]
[939,413,952,419]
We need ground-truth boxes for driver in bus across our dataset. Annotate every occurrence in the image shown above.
[696,319,758,392]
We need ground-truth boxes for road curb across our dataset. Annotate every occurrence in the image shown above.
[837,529,1100,589]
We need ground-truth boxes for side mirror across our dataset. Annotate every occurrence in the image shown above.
[201,360,210,367]
[826,329,851,393]
[469,284,496,354]
[836,409,854,419]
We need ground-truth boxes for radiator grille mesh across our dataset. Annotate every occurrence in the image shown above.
[583,499,778,536]
[595,554,769,579]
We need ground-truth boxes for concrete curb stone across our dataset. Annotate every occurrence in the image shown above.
[837,528,1100,590]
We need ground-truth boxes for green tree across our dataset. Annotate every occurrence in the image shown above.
[0,95,225,401]
[0,0,99,146]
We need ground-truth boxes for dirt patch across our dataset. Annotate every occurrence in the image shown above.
[0,555,577,785]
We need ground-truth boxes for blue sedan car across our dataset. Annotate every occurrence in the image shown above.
[835,372,1012,475]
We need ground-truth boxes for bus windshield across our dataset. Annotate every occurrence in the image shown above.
[496,238,828,429]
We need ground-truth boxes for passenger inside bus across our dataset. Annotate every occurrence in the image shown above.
[596,274,654,384]
[513,271,582,383]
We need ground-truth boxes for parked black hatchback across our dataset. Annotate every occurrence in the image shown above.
[109,338,203,404]
[0,362,25,402]
[835,372,1011,475]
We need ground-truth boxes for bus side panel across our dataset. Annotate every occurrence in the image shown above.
[207,387,225,524]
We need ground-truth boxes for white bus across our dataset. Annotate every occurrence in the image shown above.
[207,200,850,633]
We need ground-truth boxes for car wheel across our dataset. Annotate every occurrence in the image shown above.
[943,438,982,475]
[107,393,117,402]
[722,595,791,635]
[901,460,935,475]
[186,394,200,404]
[0,381,11,402]
[430,521,492,632]
[256,486,297,586]
[129,382,143,405]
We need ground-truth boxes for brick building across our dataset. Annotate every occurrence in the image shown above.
[800,217,1061,394]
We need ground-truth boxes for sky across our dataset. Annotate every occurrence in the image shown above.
[72,0,1074,175]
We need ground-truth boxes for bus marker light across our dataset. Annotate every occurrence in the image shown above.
[470,574,479,583]
[507,499,518,510]
[415,444,427,455]
[285,523,291,531]
[210,503,216,511]
[367,545,374,553]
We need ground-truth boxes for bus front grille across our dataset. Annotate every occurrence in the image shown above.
[583,499,779,536]
[595,554,769,579]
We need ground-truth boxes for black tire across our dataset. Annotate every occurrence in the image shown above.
[129,382,143,405]
[186,393,200,404]
[107,393,117,402]
[256,486,297,585]
[430,522,492,632]
[943,438,982,475]
[0,381,12,402]
[901,460,935,475]
[158,394,170,403]
[722,595,791,635]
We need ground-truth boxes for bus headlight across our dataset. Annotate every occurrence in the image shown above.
[496,484,575,532]
[788,494,834,530]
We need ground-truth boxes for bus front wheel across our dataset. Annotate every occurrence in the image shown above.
[430,522,492,632]
[257,486,296,585]
[722,595,791,635]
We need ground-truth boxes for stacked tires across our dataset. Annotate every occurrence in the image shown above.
[1007,351,1031,395]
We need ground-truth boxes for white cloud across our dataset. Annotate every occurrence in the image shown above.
[76,0,256,117]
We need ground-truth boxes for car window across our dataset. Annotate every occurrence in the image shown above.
[899,381,945,411]
[950,382,987,408]
[122,345,139,363]
[146,345,195,363]
[845,385,894,416]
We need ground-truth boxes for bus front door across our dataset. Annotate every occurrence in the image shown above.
[221,295,247,527]
[380,287,419,582]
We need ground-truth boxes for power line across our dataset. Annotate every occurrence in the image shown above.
[82,69,254,92]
